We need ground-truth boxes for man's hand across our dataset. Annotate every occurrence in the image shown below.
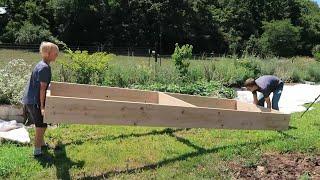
[252,92,258,105]
[265,97,271,109]
[41,108,45,116]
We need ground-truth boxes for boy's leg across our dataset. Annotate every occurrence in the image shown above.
[26,104,48,156]
[272,83,284,110]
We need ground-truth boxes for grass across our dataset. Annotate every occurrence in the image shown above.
[1,49,320,88]
[1,49,320,178]
[1,104,320,179]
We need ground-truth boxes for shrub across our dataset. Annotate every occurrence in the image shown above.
[15,22,56,44]
[259,20,301,57]
[312,45,320,61]
[306,62,320,82]
[172,43,192,81]
[104,63,152,87]
[211,59,254,86]
[131,81,236,99]
[0,59,31,105]
[58,50,113,85]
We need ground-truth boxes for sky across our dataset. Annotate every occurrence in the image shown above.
[315,0,320,6]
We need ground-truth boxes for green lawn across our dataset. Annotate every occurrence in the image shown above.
[1,104,319,179]
[1,49,319,179]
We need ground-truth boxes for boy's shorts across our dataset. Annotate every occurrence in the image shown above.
[24,104,47,128]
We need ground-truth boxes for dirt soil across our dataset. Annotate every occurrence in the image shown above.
[231,153,320,179]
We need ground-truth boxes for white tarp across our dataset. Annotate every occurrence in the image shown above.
[0,120,30,144]
[237,84,320,114]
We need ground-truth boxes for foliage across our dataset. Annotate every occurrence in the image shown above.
[15,21,55,44]
[259,20,301,57]
[0,0,55,43]
[172,43,192,81]
[131,81,236,99]
[0,59,31,105]
[104,63,152,88]
[0,0,319,56]
[57,50,112,85]
[312,44,320,61]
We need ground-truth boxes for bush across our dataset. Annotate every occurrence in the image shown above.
[244,34,263,56]
[312,45,320,61]
[15,22,56,44]
[306,62,320,82]
[172,43,192,81]
[0,59,31,105]
[259,20,301,57]
[58,50,113,85]
[104,63,152,87]
[209,59,255,86]
[131,81,236,99]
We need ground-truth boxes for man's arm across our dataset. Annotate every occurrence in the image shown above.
[253,92,258,105]
[265,96,271,109]
[40,82,48,116]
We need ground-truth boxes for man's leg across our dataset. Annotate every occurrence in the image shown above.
[258,93,265,107]
[272,83,284,110]
[35,127,47,148]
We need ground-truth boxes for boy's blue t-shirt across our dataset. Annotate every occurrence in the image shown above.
[255,75,282,98]
[22,60,51,105]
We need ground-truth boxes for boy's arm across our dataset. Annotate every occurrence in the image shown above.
[40,82,48,116]
[265,96,271,109]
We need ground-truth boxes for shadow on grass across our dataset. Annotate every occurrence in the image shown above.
[63,128,187,146]
[79,138,275,179]
[35,142,85,180]
[76,126,290,179]
[276,131,297,140]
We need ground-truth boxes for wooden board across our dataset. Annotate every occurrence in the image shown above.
[165,92,237,110]
[236,101,280,113]
[45,95,290,130]
[50,82,158,103]
[158,92,196,107]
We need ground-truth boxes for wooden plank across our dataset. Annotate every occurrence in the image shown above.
[50,82,158,104]
[236,101,281,113]
[165,92,237,110]
[45,95,290,130]
[158,93,196,107]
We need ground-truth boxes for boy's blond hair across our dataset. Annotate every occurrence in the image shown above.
[39,41,59,59]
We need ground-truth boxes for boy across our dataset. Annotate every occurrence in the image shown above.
[244,75,284,110]
[22,42,59,157]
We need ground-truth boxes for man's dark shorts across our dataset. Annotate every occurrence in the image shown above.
[24,104,47,128]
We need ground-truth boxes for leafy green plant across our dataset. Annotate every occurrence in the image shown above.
[259,19,301,57]
[312,45,320,61]
[172,43,193,81]
[58,50,113,85]
[104,63,152,87]
[0,59,31,105]
[306,62,320,82]
[131,81,236,99]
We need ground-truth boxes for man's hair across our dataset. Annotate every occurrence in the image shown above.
[244,78,256,87]
[39,41,59,59]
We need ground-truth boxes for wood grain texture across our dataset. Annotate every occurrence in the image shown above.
[50,82,158,103]
[45,95,290,130]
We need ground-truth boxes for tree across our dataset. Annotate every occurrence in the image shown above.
[1,0,55,44]
[259,19,301,57]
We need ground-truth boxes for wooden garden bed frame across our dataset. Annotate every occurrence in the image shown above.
[44,82,290,130]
